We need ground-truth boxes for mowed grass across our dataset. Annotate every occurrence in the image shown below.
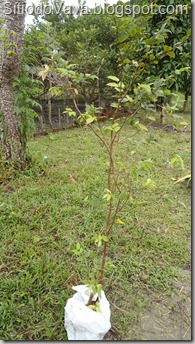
[0,113,191,340]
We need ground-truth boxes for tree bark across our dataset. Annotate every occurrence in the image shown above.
[183,93,189,113]
[0,0,26,163]
[48,79,53,129]
[160,106,165,125]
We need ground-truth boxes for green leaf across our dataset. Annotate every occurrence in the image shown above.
[179,122,188,126]
[106,194,112,201]
[112,122,120,133]
[144,178,156,189]
[146,116,155,121]
[126,95,133,102]
[95,235,103,247]
[150,54,156,61]
[113,126,120,133]
[86,117,95,125]
[104,188,111,194]
[102,235,109,242]
[174,174,191,184]
[179,67,191,73]
[64,108,76,117]
[103,126,113,133]
[171,154,185,170]
[116,218,125,225]
[110,102,118,108]
[135,123,148,132]
[139,159,154,172]
[71,243,83,256]
[129,28,137,37]
[163,45,172,52]
[139,84,151,93]
[166,51,175,58]
[87,305,96,311]
[107,82,119,88]
[178,201,186,208]
[87,303,102,313]
[163,89,171,95]
[103,189,112,202]
[49,135,56,140]
[108,75,119,82]
[123,58,131,64]
[164,194,174,203]
[56,68,69,76]
[117,36,128,44]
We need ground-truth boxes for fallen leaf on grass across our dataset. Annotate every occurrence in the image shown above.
[69,174,76,183]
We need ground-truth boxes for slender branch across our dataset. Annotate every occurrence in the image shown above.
[98,200,112,285]
[89,122,110,156]
[70,86,111,155]
[98,241,108,285]
[86,292,94,306]
[108,199,121,233]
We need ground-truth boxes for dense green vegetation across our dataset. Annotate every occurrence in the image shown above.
[22,0,191,122]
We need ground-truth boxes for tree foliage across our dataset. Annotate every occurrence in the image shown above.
[21,0,191,131]
[146,0,191,102]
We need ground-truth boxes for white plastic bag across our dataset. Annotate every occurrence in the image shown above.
[64,285,111,340]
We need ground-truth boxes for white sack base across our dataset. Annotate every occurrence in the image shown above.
[64,285,111,340]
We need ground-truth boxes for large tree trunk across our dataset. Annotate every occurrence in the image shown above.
[0,0,26,163]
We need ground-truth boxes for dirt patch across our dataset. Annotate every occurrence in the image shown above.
[150,122,191,133]
[104,269,191,340]
[131,269,191,340]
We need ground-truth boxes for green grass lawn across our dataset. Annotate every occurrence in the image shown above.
[0,113,191,340]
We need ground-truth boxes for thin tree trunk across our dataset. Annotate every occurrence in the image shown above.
[48,97,52,129]
[58,108,61,128]
[157,97,166,124]
[160,106,165,125]
[183,93,189,113]
[0,0,26,163]
[48,80,53,129]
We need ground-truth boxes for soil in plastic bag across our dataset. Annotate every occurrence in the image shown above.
[64,285,111,340]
